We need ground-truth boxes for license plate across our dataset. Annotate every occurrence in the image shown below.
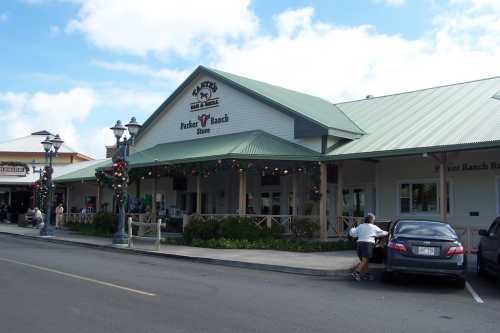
[415,246,438,256]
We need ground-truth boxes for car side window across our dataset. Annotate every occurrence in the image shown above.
[496,223,500,238]
[488,221,498,237]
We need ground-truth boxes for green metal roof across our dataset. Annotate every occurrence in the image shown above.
[54,159,111,183]
[206,67,365,136]
[326,76,500,159]
[136,66,364,142]
[128,130,320,167]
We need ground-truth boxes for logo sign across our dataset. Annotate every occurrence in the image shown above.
[180,113,229,135]
[0,165,27,177]
[191,80,220,112]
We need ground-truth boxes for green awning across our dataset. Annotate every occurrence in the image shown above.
[54,159,111,183]
[128,130,320,168]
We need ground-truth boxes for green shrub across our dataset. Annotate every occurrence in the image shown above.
[185,238,354,252]
[290,218,319,239]
[183,215,221,243]
[92,212,115,234]
[219,216,263,241]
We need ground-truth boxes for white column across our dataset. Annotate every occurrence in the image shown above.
[152,174,158,220]
[336,163,344,235]
[292,173,298,216]
[319,163,328,241]
[439,153,448,223]
[96,183,101,213]
[238,172,247,216]
[196,175,202,214]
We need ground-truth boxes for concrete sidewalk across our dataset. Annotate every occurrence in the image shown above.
[0,224,358,276]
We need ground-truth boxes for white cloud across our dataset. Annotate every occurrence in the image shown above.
[0,12,8,23]
[66,0,258,56]
[0,88,97,156]
[92,60,190,84]
[210,5,500,102]
[97,87,165,114]
[0,86,167,158]
[374,0,406,6]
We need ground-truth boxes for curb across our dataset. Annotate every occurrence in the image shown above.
[0,231,353,277]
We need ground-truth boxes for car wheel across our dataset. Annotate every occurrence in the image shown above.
[477,251,487,277]
[382,271,393,283]
[455,277,466,289]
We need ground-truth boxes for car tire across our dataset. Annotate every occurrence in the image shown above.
[382,271,393,283]
[477,252,487,277]
[455,277,466,289]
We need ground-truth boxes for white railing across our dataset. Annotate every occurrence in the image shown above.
[128,217,165,251]
[196,214,320,236]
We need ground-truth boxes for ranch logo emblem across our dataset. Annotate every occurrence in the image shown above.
[191,80,220,111]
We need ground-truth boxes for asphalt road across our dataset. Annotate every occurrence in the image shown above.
[0,235,499,333]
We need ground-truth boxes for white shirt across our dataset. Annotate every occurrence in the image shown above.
[349,223,388,243]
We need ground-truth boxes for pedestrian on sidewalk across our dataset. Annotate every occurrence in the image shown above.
[55,203,64,229]
[349,213,388,281]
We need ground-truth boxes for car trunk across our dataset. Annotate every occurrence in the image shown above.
[395,235,457,259]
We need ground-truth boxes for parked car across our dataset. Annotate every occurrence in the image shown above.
[384,220,466,288]
[477,217,500,285]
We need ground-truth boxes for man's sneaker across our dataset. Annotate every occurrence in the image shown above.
[351,271,361,281]
[362,273,375,281]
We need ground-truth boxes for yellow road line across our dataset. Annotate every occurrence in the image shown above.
[0,257,156,297]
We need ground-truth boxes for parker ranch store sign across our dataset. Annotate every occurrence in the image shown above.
[181,80,229,135]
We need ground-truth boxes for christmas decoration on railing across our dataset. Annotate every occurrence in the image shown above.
[126,159,321,180]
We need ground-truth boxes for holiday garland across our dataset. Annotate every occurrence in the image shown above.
[96,159,324,202]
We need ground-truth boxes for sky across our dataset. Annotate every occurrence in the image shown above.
[1,0,500,158]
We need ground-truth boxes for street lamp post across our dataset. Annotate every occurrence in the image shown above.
[110,117,141,247]
[34,134,64,237]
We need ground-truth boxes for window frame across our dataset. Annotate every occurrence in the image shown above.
[397,179,453,217]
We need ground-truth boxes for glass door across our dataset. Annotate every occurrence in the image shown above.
[342,187,366,218]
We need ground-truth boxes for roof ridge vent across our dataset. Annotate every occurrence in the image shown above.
[366,94,374,99]
[31,130,54,136]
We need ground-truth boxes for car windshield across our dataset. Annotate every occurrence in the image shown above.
[394,221,457,238]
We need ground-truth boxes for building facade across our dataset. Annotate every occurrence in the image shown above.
[54,66,500,243]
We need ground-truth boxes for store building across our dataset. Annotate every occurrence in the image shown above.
[0,130,93,222]
[53,66,500,243]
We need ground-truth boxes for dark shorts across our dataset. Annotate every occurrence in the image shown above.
[357,241,375,260]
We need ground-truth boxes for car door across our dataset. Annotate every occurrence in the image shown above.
[483,221,499,266]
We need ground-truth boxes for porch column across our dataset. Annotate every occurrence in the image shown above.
[238,171,247,216]
[152,174,158,220]
[66,186,70,214]
[292,173,298,216]
[336,162,344,233]
[196,175,202,214]
[96,183,102,213]
[439,153,448,223]
[319,162,328,241]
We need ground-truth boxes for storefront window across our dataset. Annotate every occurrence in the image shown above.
[399,181,449,215]
[260,192,281,215]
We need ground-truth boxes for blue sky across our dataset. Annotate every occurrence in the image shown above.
[1,0,499,158]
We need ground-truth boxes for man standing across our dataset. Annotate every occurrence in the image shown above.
[55,203,64,229]
[349,213,388,281]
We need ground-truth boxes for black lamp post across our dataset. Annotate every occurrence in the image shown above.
[110,117,141,246]
[34,134,64,237]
